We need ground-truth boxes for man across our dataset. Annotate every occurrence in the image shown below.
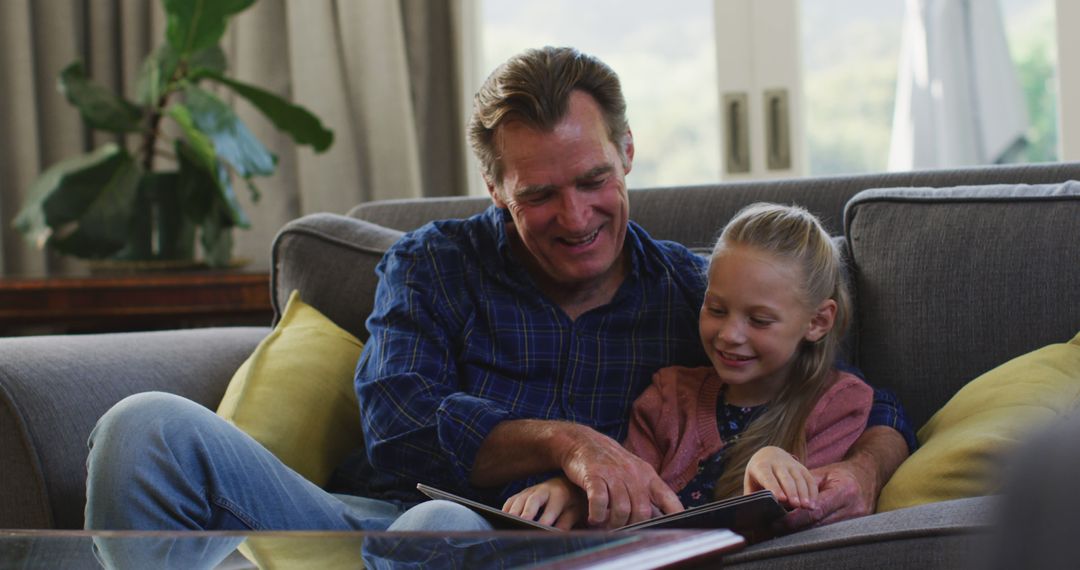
[86,46,911,535]
[352,46,911,530]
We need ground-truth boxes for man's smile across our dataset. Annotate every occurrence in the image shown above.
[557,227,601,248]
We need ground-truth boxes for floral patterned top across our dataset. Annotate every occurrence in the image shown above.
[676,393,766,507]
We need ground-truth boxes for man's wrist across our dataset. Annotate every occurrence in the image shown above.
[471,419,583,486]
[545,421,590,469]
[845,426,910,498]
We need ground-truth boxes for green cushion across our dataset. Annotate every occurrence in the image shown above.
[217,290,363,486]
[878,331,1080,512]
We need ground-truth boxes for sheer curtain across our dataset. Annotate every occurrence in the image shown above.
[0,0,475,277]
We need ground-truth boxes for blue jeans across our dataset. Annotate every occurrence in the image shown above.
[86,393,491,566]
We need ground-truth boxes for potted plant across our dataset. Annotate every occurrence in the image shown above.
[14,0,333,269]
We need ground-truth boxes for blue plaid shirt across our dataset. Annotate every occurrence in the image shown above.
[345,206,914,504]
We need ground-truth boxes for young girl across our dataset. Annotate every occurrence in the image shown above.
[503,202,872,529]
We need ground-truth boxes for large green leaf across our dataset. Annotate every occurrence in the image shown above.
[203,72,334,152]
[59,62,144,133]
[183,85,277,179]
[188,45,229,78]
[14,143,143,258]
[167,103,218,172]
[170,105,250,228]
[15,145,118,241]
[138,44,228,106]
[163,0,255,58]
[175,138,250,229]
[136,45,179,106]
[209,159,250,229]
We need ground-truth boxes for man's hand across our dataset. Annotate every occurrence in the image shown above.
[559,425,683,529]
[778,426,908,531]
[470,419,682,529]
[779,460,871,530]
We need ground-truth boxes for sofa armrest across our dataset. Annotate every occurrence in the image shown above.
[271,213,404,341]
[0,326,269,529]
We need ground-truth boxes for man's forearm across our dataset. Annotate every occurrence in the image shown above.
[469,419,585,487]
[846,425,910,504]
[472,418,683,528]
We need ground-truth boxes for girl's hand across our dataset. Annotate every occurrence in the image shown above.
[503,476,587,530]
[744,446,818,510]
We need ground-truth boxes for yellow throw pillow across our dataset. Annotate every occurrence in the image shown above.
[240,535,363,570]
[878,331,1080,512]
[217,290,364,487]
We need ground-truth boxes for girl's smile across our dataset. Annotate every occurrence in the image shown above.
[716,351,757,367]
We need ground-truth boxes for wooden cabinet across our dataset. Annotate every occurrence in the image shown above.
[0,271,273,336]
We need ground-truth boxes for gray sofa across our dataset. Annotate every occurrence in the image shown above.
[2,162,1079,568]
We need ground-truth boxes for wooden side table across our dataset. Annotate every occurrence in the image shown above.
[0,271,274,336]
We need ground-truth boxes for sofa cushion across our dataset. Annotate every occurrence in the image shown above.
[725,496,993,569]
[877,331,1080,512]
[844,181,1080,429]
[217,290,364,486]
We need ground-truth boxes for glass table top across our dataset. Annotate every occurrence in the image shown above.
[0,529,745,569]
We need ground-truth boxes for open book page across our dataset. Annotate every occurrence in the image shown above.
[415,484,786,541]
[416,483,558,530]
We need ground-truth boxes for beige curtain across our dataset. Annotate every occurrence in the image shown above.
[0,0,474,277]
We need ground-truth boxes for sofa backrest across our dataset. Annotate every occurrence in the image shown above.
[347,163,1080,247]
[272,163,1080,417]
[845,182,1080,429]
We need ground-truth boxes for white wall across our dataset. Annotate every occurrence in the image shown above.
[713,0,804,180]
[1056,0,1079,161]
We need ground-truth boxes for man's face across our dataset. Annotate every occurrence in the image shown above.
[489,91,634,297]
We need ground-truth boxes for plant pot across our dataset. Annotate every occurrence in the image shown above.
[116,172,194,261]
[113,172,235,269]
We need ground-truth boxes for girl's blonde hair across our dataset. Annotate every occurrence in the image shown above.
[710,202,852,500]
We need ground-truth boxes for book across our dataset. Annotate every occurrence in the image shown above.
[415,483,787,543]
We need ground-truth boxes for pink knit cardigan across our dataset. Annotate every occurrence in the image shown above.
[623,366,873,492]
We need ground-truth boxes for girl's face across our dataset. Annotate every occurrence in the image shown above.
[699,245,834,406]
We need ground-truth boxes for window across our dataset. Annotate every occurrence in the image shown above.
[481,0,719,189]
[480,0,1061,183]
[1000,0,1059,163]
[800,1,904,175]
[800,0,1058,175]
